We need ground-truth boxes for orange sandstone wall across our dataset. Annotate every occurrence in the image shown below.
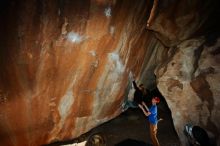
[0,0,166,145]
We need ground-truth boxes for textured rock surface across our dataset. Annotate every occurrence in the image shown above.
[147,0,220,47]
[1,0,220,146]
[156,38,220,145]
[148,0,220,145]
[0,0,166,145]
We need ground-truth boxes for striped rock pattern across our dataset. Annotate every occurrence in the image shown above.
[0,0,165,145]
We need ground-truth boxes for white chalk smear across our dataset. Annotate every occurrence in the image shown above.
[108,52,125,73]
[89,50,97,57]
[67,32,85,43]
[110,26,115,35]
[104,7,111,17]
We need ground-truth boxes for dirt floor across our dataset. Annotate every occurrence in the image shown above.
[86,103,180,146]
[47,100,180,146]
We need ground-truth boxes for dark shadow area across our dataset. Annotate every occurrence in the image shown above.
[192,0,220,43]
[152,88,180,141]
[150,87,171,111]
[43,139,77,146]
[115,139,152,146]
[45,86,180,146]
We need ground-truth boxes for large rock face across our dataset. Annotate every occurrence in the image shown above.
[0,0,166,145]
[1,0,219,145]
[148,0,220,145]
[156,38,220,145]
